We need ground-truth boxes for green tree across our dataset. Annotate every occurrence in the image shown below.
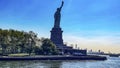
[0,29,37,55]
[41,38,58,55]
[33,46,42,55]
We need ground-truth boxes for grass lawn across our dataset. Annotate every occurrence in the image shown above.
[8,53,29,57]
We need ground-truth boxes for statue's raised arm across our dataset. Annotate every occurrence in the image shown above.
[59,1,64,11]
[54,1,64,28]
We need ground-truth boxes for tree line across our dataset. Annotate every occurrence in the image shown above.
[0,28,58,56]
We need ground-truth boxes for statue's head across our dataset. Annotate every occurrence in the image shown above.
[57,8,60,11]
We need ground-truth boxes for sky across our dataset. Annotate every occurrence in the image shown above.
[0,0,120,53]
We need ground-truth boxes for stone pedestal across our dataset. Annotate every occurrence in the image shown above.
[50,27,63,46]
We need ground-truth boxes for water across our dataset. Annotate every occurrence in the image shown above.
[0,57,119,68]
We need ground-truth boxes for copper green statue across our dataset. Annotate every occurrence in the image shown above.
[54,1,64,28]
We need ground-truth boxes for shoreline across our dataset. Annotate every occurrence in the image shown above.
[0,55,107,61]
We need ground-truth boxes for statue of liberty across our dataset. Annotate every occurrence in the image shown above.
[54,1,64,28]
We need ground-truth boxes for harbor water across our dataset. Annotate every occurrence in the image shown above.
[0,57,119,68]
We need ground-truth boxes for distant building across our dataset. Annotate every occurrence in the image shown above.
[88,50,104,55]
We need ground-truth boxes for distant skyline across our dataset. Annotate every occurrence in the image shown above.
[0,0,120,53]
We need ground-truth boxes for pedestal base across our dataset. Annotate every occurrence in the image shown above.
[50,27,63,46]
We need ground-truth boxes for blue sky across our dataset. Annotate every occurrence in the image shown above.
[0,0,120,53]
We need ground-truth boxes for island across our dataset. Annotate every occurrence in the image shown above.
[0,1,107,61]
